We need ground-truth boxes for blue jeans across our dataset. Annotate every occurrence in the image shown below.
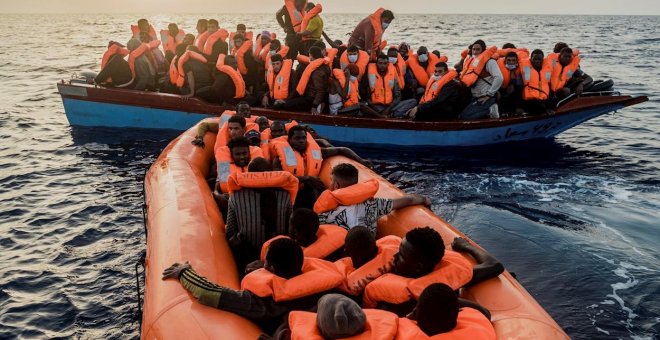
[459,97,496,120]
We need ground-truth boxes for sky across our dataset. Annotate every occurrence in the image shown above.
[0,0,659,15]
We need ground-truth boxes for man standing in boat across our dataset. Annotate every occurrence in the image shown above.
[348,8,394,61]
[276,0,307,60]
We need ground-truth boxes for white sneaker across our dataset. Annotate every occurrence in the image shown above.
[489,104,500,119]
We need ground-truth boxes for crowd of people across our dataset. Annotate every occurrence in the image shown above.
[95,2,611,122]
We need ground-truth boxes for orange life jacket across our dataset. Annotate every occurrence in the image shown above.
[168,55,179,85]
[226,171,299,203]
[395,308,496,340]
[195,31,210,50]
[497,58,519,90]
[407,53,448,86]
[295,58,326,96]
[240,257,343,302]
[334,235,400,295]
[159,29,185,55]
[215,54,247,98]
[128,41,160,82]
[494,47,529,60]
[297,47,337,66]
[520,57,552,101]
[300,3,322,34]
[289,309,399,340]
[217,110,259,128]
[547,48,580,72]
[175,50,208,88]
[368,8,386,60]
[284,0,308,33]
[340,50,370,81]
[393,54,406,89]
[362,250,473,308]
[332,69,360,107]
[367,63,398,105]
[266,59,293,100]
[420,69,458,104]
[101,44,129,83]
[260,224,348,261]
[550,55,581,92]
[272,133,323,177]
[131,24,157,41]
[264,46,290,67]
[460,46,498,87]
[260,122,297,161]
[202,29,229,56]
[313,178,380,214]
[460,48,469,60]
[229,31,255,51]
[214,145,264,193]
[214,118,260,154]
[230,40,253,75]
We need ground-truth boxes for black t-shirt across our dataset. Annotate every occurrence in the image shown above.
[212,71,237,104]
[183,59,213,88]
[207,40,229,64]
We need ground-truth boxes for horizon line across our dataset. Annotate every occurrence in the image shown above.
[0,12,659,16]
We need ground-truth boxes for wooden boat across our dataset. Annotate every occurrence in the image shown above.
[58,81,647,148]
[141,120,569,339]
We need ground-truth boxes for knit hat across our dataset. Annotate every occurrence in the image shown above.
[316,294,366,339]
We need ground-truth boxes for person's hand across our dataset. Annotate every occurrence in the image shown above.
[311,107,320,115]
[245,260,264,274]
[575,84,584,97]
[360,159,373,169]
[162,261,191,280]
[274,99,285,106]
[344,68,351,78]
[411,194,431,206]
[261,95,270,108]
[406,106,418,120]
[451,237,472,252]
[191,135,205,148]
[477,96,490,104]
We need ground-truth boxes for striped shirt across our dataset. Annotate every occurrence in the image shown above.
[318,198,393,235]
[225,189,292,250]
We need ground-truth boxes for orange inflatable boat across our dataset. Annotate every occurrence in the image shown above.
[141,119,569,339]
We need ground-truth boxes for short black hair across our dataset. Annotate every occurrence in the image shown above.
[237,24,246,31]
[332,163,358,185]
[560,47,573,55]
[472,39,486,51]
[233,33,244,41]
[208,19,219,26]
[405,227,445,268]
[313,40,326,50]
[376,53,388,62]
[287,125,307,139]
[266,237,304,279]
[290,208,320,247]
[553,42,568,53]
[344,225,377,267]
[248,157,272,172]
[387,47,398,54]
[309,46,324,59]
[505,51,518,59]
[197,19,208,26]
[270,54,283,63]
[347,45,359,53]
[502,43,516,49]
[531,49,544,58]
[381,10,394,20]
[227,136,250,150]
[434,61,448,70]
[431,50,441,57]
[417,283,459,335]
[227,115,246,128]
[270,39,281,49]
[137,18,148,25]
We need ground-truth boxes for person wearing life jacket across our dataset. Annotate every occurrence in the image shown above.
[339,45,370,81]
[363,227,503,315]
[286,294,399,340]
[194,19,209,50]
[215,135,264,191]
[276,0,307,60]
[315,163,430,234]
[329,64,360,115]
[163,237,343,328]
[160,23,185,62]
[211,54,247,105]
[261,54,295,108]
[201,20,229,64]
[177,47,214,101]
[407,46,446,98]
[95,41,132,87]
[253,31,272,60]
[191,104,258,149]
[397,283,496,339]
[458,39,503,120]
[229,24,253,52]
[362,54,418,118]
[497,51,524,115]
[296,2,323,56]
[348,8,395,61]
[230,33,259,91]
[386,47,406,93]
[518,49,553,116]
[273,47,330,114]
[405,62,461,121]
[131,18,158,42]
[225,159,297,274]
[124,38,157,91]
[552,47,592,100]
[262,39,291,67]
[137,31,168,75]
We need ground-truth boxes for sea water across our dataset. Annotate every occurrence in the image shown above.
[0,13,658,339]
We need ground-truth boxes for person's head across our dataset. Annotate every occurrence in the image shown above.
[376,53,389,73]
[270,121,287,138]
[264,237,304,279]
[559,47,574,66]
[183,33,196,45]
[309,46,324,61]
[316,294,367,339]
[175,44,188,58]
[255,116,269,132]
[207,19,219,34]
[294,0,306,11]
[392,227,445,278]
[431,50,441,58]
[236,101,251,118]
[347,45,359,63]
[245,130,262,146]
[227,136,251,167]
[398,42,410,59]
[236,24,247,34]
[137,19,150,33]
[471,39,486,56]
[287,125,308,152]
[227,115,247,139]
[344,225,378,268]
[502,43,516,49]
[504,51,519,70]
[233,33,245,49]
[271,54,284,73]
[248,157,272,172]
[433,62,448,78]
[196,19,208,34]
[413,283,459,336]
[331,163,358,190]
[260,31,272,46]
[553,42,569,54]
[313,40,327,52]
[224,55,238,69]
[387,47,399,64]
[168,23,179,36]
[139,31,152,43]
[346,64,359,82]
[530,49,545,70]
[417,46,429,63]
[270,39,282,53]
[305,2,316,11]
[127,39,141,52]
[289,208,320,247]
[381,10,394,29]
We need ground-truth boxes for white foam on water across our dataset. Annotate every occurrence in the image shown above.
[596,327,611,335]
